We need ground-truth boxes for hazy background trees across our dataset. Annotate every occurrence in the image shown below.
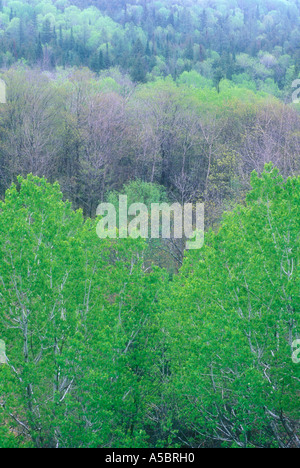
[0,0,299,96]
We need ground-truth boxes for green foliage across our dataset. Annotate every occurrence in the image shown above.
[0,175,166,447]
[161,165,300,448]
[0,0,298,91]
[0,165,299,448]
[107,179,167,210]
[0,0,299,449]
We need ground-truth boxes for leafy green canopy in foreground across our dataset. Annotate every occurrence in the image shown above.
[0,166,299,448]
[0,174,164,448]
[162,164,300,447]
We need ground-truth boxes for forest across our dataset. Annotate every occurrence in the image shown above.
[0,0,299,449]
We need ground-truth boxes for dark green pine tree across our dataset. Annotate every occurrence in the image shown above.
[201,9,207,30]
[131,55,147,83]
[99,49,105,70]
[41,18,52,44]
[90,52,100,73]
[36,34,43,62]
[69,27,75,50]
[165,38,171,61]
[220,51,235,80]
[18,18,25,47]
[59,25,63,48]
[145,40,151,56]
[198,44,206,62]
[104,43,110,68]
[212,61,224,93]
[50,52,56,69]
[52,26,57,46]
[130,39,147,82]
[31,11,38,38]
[132,38,145,58]
[185,38,194,60]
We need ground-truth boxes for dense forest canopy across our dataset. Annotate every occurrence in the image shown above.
[0,0,299,450]
[0,0,299,96]
[0,168,299,448]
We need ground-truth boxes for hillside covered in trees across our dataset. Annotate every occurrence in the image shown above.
[0,0,299,449]
[0,0,299,95]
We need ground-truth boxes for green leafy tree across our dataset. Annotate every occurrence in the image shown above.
[162,165,300,448]
[0,175,165,448]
